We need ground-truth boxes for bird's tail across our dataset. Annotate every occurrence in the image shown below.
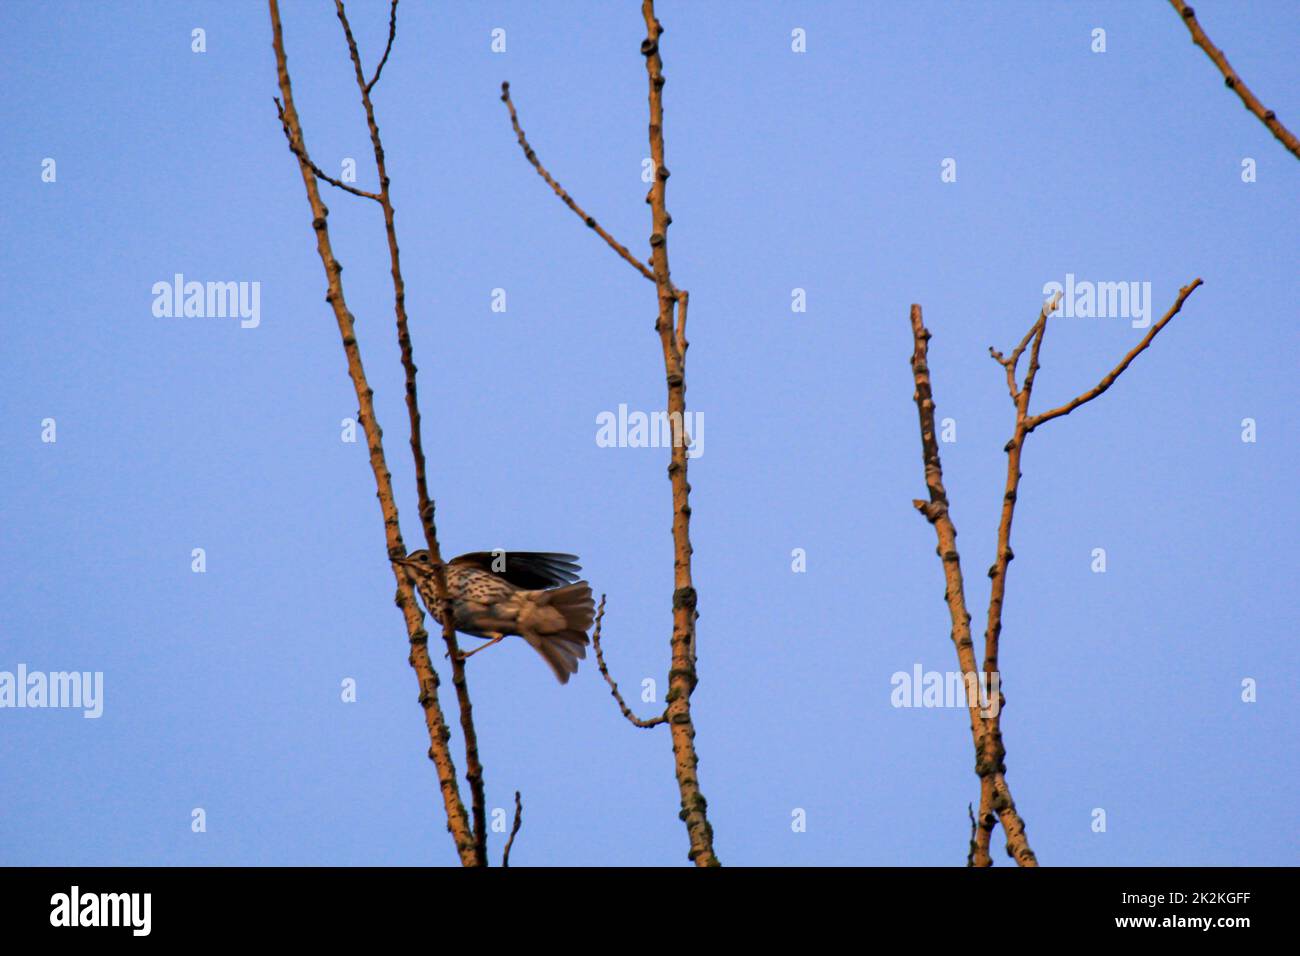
[519,582,594,684]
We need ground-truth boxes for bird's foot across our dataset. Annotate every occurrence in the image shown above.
[458,635,506,662]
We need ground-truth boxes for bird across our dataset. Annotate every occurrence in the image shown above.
[393,550,595,684]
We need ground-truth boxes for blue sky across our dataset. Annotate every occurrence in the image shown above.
[1,0,1296,866]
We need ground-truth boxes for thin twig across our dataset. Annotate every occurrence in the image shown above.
[502,791,523,867]
[267,0,477,866]
[499,82,657,283]
[366,0,398,92]
[966,803,978,867]
[1024,325,1047,391]
[273,98,382,201]
[1167,0,1300,160]
[990,291,1060,402]
[591,596,667,730]
[1026,280,1204,431]
[334,0,489,868]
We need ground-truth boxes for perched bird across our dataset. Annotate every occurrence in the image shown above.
[394,550,595,684]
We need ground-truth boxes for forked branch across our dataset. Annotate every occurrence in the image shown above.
[332,0,490,869]
[909,305,1032,867]
[914,278,1202,865]
[498,0,718,866]
[1027,280,1203,430]
[270,106,383,201]
[269,0,478,866]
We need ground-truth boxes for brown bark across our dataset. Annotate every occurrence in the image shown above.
[501,84,657,283]
[640,0,716,867]
[498,0,718,866]
[909,305,1028,867]
[913,279,1202,865]
[332,0,488,868]
[1167,0,1300,161]
[502,791,523,867]
[268,0,477,866]
[591,596,667,729]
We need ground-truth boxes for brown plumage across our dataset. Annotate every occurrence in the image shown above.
[394,550,595,683]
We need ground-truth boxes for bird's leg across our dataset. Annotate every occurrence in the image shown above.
[457,634,506,661]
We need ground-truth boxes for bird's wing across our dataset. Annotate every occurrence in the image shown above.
[449,552,583,589]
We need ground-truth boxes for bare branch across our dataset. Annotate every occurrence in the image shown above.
[641,0,716,867]
[989,291,1061,402]
[502,791,523,867]
[366,0,398,92]
[973,777,996,866]
[962,281,1201,865]
[966,802,978,867]
[273,97,382,201]
[674,289,689,365]
[591,596,667,730]
[499,0,716,867]
[1021,310,1049,400]
[333,0,489,867]
[499,81,657,283]
[971,294,1084,867]
[909,304,1030,867]
[1027,279,1203,431]
[267,0,477,866]
[1167,0,1300,160]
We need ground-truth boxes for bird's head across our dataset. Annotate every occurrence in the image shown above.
[393,549,434,572]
